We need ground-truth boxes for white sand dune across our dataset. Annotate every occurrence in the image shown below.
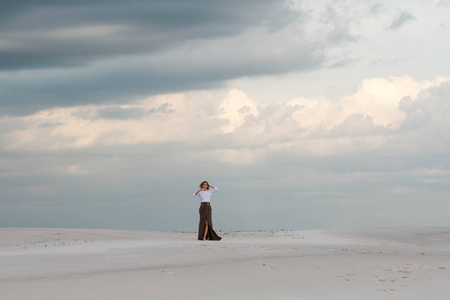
[1,227,449,299]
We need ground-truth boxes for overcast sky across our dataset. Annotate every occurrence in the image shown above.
[1,0,450,231]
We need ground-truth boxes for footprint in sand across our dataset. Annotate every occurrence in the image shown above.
[336,275,351,281]
[377,288,395,292]
[160,270,177,275]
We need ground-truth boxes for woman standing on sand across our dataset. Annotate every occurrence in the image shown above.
[194,181,222,241]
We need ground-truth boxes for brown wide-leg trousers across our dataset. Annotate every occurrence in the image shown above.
[198,202,222,241]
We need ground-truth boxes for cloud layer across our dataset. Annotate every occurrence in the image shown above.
[0,1,310,113]
[2,76,448,155]
[1,75,450,230]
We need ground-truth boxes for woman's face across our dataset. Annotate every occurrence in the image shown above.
[202,182,208,189]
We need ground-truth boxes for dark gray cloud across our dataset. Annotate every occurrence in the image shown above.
[0,45,321,115]
[396,81,450,152]
[388,11,416,30]
[1,0,290,70]
[0,1,344,115]
[97,103,172,119]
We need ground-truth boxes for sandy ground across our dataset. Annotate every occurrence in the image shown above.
[1,227,449,299]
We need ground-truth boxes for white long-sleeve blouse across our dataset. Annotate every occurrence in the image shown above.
[193,187,219,202]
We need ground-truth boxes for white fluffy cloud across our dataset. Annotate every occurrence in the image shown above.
[217,89,260,133]
[288,76,449,130]
[1,92,221,150]
[1,76,449,162]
